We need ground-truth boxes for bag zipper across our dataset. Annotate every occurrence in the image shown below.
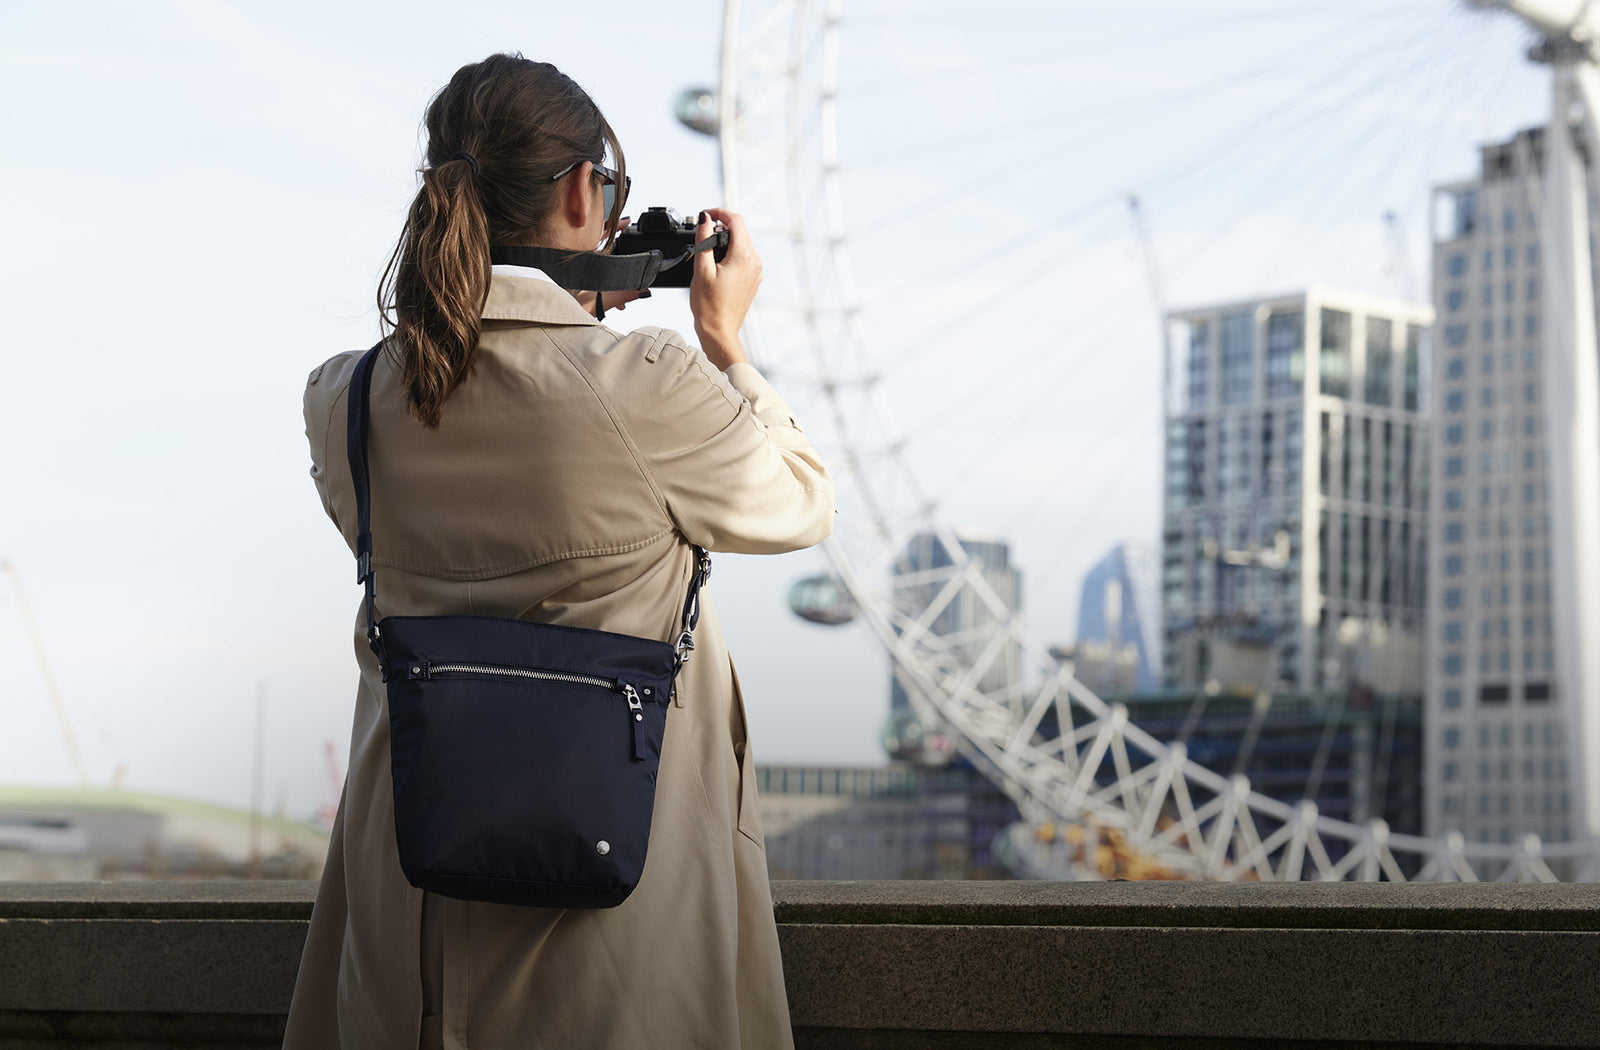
[407,661,651,761]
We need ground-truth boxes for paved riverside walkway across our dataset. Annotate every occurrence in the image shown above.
[1,879,1598,1047]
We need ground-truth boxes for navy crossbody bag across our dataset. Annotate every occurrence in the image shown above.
[346,343,710,908]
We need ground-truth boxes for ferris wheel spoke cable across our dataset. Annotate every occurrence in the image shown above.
[876,17,1453,384]
[911,282,1163,484]
[1262,32,1487,294]
[852,56,1313,170]
[1133,16,1456,210]
[1250,31,1496,294]
[1153,28,1458,289]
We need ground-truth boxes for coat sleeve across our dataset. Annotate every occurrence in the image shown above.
[302,353,359,533]
[624,336,834,555]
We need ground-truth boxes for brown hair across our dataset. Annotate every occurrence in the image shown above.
[378,53,626,428]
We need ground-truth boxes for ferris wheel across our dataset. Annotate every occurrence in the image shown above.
[693,0,1600,882]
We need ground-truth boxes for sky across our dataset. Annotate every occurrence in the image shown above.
[0,0,1556,818]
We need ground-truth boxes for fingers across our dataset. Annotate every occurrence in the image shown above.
[699,208,755,262]
[693,210,719,282]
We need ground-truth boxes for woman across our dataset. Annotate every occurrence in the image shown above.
[283,54,833,1050]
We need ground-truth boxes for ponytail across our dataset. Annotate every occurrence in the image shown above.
[377,53,622,429]
[379,155,490,429]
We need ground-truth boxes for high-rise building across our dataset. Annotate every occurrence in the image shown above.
[1427,127,1597,849]
[1073,542,1160,693]
[1162,291,1433,697]
[883,531,1020,762]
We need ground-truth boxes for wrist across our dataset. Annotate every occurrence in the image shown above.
[696,326,749,368]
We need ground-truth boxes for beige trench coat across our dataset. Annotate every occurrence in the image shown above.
[282,269,834,1050]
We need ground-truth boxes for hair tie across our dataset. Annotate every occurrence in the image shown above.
[449,151,480,178]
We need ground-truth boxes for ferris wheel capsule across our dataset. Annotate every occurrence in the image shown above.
[673,87,720,136]
[786,573,857,625]
[879,708,958,766]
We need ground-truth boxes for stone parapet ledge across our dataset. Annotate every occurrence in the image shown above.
[1,880,1597,1048]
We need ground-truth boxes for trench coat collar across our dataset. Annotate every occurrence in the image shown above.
[482,265,601,327]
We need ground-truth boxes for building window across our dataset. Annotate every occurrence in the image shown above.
[1444,556,1463,576]
[1265,311,1304,399]
[1447,252,1468,277]
[1525,382,1537,403]
[1444,687,1462,709]
[1365,317,1393,406]
[1443,622,1463,642]
[1404,326,1423,412]
[1444,588,1462,608]
[1446,392,1464,412]
[1444,323,1467,348]
[1319,309,1351,398]
[1443,654,1462,675]
[1445,424,1463,445]
[1446,288,1465,312]
[1187,321,1211,410]
[1221,311,1254,405]
[1445,457,1464,478]
[1445,522,1462,543]
[1446,358,1465,379]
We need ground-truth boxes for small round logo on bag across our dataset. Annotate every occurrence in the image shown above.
[596,840,611,855]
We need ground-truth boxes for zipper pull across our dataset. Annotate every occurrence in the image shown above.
[624,684,646,761]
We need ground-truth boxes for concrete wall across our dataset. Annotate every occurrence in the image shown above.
[1,880,1597,1048]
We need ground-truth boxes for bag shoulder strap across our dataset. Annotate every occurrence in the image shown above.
[347,344,383,655]
[343,342,710,675]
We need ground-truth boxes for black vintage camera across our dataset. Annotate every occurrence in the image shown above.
[615,207,729,288]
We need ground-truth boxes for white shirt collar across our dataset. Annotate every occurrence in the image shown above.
[490,263,559,285]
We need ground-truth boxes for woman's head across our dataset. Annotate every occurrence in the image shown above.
[381,53,626,428]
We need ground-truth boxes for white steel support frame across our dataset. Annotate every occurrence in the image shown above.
[1541,51,1600,843]
[717,0,1600,879]
[1469,0,1600,839]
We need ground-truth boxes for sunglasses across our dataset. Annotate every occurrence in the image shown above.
[550,159,631,221]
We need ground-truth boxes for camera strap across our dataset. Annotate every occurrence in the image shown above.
[489,246,662,292]
[489,241,721,293]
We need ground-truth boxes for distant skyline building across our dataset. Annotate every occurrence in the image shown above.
[1073,543,1160,693]
[754,763,1019,880]
[1427,126,1596,850]
[883,531,1021,763]
[1162,290,1433,697]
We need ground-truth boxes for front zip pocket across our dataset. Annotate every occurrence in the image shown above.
[406,661,652,761]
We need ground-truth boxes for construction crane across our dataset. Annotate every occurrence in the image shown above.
[2,561,91,789]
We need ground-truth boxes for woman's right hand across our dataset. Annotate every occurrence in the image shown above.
[689,207,761,370]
